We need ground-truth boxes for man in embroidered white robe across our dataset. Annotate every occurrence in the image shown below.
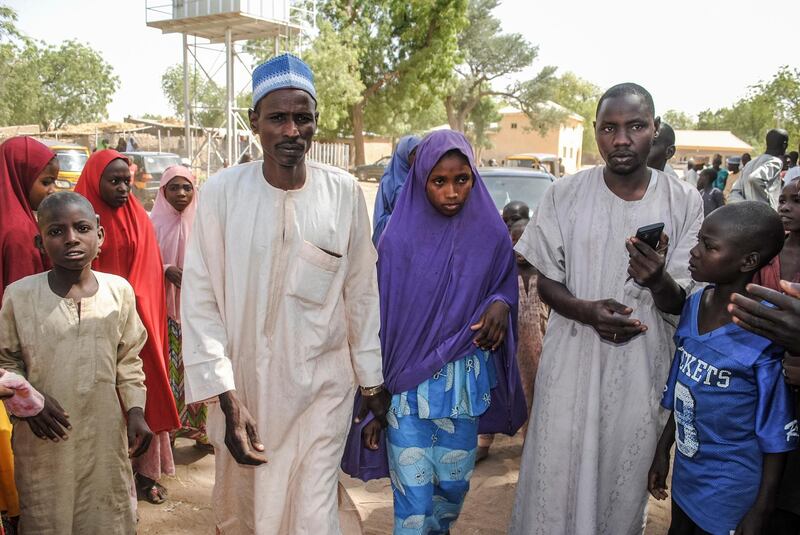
[181,54,388,535]
[510,84,703,535]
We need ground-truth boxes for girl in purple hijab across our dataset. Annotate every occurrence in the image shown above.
[342,130,526,532]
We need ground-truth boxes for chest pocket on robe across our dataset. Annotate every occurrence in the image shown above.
[287,240,343,306]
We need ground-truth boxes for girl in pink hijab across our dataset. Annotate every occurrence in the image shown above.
[150,165,207,448]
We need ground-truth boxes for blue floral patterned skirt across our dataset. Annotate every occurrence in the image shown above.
[386,350,496,534]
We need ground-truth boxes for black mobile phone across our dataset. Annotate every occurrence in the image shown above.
[635,222,665,250]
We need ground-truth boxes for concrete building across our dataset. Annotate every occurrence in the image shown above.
[482,103,585,174]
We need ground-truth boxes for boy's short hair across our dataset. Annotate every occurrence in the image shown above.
[708,201,785,269]
[699,168,717,179]
[37,192,96,228]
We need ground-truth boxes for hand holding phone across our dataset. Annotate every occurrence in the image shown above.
[626,223,668,288]
[635,223,664,250]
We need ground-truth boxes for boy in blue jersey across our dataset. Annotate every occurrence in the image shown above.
[648,201,798,535]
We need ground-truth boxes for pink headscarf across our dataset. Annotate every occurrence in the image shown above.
[149,165,197,322]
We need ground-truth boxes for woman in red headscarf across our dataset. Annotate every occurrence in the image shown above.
[75,149,179,504]
[0,136,58,530]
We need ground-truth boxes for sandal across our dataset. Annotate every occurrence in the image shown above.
[136,474,168,505]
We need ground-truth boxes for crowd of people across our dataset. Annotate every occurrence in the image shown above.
[0,52,799,535]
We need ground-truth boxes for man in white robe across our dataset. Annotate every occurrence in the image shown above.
[181,54,389,534]
[684,159,698,186]
[510,83,703,535]
[729,128,789,208]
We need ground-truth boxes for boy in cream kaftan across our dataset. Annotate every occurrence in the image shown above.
[181,159,383,534]
[0,272,147,534]
[510,167,703,535]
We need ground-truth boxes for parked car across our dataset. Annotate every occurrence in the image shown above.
[38,140,90,191]
[354,156,391,182]
[480,167,554,216]
[505,153,560,177]
[123,151,182,211]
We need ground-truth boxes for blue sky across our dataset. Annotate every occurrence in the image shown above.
[5,0,799,121]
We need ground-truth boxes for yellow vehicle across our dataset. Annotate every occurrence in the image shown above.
[505,153,560,177]
[39,140,90,191]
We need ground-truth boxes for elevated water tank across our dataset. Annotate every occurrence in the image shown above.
[147,0,301,42]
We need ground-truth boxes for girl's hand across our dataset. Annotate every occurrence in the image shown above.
[24,394,70,442]
[361,419,382,451]
[0,386,13,400]
[126,407,153,458]
[471,301,510,351]
[165,266,183,289]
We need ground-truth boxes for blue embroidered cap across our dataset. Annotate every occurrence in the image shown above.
[251,53,317,108]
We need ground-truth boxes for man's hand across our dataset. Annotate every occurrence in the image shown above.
[219,390,267,466]
[729,282,800,354]
[355,387,391,428]
[581,299,646,343]
[647,445,671,500]
[165,266,183,289]
[24,394,70,442]
[127,407,153,458]
[470,301,510,350]
[362,419,382,451]
[626,232,669,288]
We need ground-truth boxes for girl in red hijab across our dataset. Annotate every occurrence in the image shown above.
[75,149,179,504]
[0,136,58,529]
[0,137,59,299]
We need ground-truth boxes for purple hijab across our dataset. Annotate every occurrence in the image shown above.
[342,130,527,481]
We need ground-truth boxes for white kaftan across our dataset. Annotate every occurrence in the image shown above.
[0,272,147,534]
[509,167,703,535]
[663,162,679,179]
[181,160,383,535]
[728,153,783,208]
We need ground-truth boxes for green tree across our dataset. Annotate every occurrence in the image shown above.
[661,110,696,130]
[0,5,29,125]
[697,67,800,153]
[444,0,559,137]
[1,39,118,130]
[161,64,228,128]
[0,4,22,42]
[550,72,601,162]
[302,20,364,138]
[249,0,466,165]
[466,95,500,160]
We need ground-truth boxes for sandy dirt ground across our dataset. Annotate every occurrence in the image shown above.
[138,434,671,534]
[137,179,672,534]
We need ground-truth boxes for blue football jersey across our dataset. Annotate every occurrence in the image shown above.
[661,288,798,535]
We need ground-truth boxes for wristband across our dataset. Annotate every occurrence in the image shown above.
[360,384,385,397]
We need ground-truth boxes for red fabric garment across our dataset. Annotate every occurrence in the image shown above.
[0,137,54,301]
[75,149,179,433]
[753,247,800,292]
